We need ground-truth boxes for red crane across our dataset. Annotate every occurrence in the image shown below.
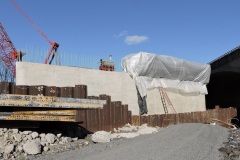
[9,0,59,65]
[0,22,24,77]
[0,0,59,78]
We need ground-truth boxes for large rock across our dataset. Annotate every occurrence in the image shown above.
[43,146,49,152]
[57,133,62,138]
[3,132,10,141]
[39,133,46,138]
[22,137,28,142]
[40,142,47,146]
[91,131,111,143]
[0,137,5,149]
[31,132,39,139]
[12,129,19,134]
[26,135,32,141]
[45,133,55,144]
[23,140,41,155]
[72,137,78,141]
[61,137,72,143]
[12,133,22,142]
[35,138,41,143]
[4,144,14,154]
[16,145,23,152]
[21,131,32,135]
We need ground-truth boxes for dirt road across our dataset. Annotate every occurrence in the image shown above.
[35,123,228,160]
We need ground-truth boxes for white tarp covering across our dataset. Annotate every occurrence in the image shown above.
[121,52,211,97]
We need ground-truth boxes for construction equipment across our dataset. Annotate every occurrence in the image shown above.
[0,0,59,78]
[9,0,59,65]
[0,22,25,77]
[159,87,177,114]
[99,55,115,71]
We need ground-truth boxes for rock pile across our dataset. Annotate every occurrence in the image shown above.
[0,128,91,160]
[0,123,159,159]
[219,128,240,160]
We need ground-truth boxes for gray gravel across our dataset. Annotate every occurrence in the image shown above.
[35,123,228,160]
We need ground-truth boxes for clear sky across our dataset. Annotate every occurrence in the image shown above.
[1,0,240,71]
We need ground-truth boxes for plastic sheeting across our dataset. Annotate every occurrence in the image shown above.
[121,52,211,97]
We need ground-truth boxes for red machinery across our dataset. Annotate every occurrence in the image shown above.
[0,0,59,78]
[0,22,25,77]
[99,55,115,71]
[9,0,59,65]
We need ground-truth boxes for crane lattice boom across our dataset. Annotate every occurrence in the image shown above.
[0,22,18,77]
[9,0,59,64]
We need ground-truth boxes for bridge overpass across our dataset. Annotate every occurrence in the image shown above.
[207,46,240,110]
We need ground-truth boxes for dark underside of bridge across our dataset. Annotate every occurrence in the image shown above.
[206,71,240,109]
[206,46,240,125]
[206,71,240,124]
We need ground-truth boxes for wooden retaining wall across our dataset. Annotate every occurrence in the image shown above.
[132,107,237,128]
[77,95,132,132]
[0,82,237,131]
[0,82,133,132]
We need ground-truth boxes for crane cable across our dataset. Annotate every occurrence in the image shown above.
[9,0,53,46]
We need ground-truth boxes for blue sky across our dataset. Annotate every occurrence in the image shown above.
[1,0,240,71]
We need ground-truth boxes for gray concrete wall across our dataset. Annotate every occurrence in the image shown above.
[146,89,206,114]
[16,62,206,115]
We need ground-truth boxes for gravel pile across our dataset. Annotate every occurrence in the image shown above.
[35,123,229,160]
[219,128,240,160]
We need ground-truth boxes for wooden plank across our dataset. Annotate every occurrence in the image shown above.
[15,85,29,95]
[128,111,132,125]
[192,112,201,123]
[29,86,46,96]
[111,102,116,129]
[148,115,157,127]
[0,115,76,122]
[0,94,106,109]
[99,95,112,131]
[122,105,129,126]
[76,110,87,128]
[131,115,140,126]
[115,101,122,128]
[45,86,59,97]
[74,85,87,99]
[11,110,76,115]
[140,115,148,125]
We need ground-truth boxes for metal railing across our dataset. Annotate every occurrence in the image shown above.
[20,47,123,72]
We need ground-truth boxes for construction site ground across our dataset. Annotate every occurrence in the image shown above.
[34,123,228,160]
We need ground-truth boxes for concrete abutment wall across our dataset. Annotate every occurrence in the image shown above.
[16,62,206,115]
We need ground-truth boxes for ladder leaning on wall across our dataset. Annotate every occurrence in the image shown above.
[159,87,177,114]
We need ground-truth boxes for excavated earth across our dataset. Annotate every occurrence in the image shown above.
[0,123,235,160]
